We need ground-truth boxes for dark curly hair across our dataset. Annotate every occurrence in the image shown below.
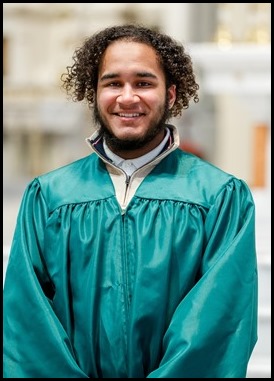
[61,24,199,118]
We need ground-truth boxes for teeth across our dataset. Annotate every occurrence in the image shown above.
[118,113,140,117]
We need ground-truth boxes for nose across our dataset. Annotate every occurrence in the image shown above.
[117,84,139,105]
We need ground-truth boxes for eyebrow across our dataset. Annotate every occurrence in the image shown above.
[100,71,158,82]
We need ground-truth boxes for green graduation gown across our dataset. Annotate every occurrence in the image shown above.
[3,143,258,378]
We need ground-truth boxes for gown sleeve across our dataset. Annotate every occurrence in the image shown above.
[147,178,258,378]
[3,179,89,378]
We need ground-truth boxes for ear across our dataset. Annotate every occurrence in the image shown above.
[168,85,176,109]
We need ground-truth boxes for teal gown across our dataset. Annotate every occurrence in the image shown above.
[3,146,258,378]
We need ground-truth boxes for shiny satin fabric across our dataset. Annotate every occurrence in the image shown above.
[3,149,258,378]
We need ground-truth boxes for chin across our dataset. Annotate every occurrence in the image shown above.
[116,129,143,140]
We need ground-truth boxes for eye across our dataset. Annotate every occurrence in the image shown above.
[107,82,121,87]
[137,82,151,87]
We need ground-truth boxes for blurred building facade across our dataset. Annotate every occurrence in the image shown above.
[3,3,271,378]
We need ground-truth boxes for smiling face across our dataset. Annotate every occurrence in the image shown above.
[95,40,176,158]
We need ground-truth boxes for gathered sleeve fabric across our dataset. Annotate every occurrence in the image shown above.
[3,179,89,378]
[147,178,258,378]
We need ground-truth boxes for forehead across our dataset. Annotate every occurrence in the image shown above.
[99,40,163,75]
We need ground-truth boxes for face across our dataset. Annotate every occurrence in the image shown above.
[95,40,176,157]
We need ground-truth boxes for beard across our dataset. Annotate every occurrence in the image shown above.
[92,95,170,152]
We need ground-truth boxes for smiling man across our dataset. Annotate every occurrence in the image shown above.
[3,24,258,378]
[95,39,176,157]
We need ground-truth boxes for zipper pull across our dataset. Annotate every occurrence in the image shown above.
[125,175,130,185]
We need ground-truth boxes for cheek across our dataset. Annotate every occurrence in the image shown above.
[141,89,164,105]
[97,90,115,109]
[149,93,167,109]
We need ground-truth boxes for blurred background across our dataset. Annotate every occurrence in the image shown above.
[3,3,271,377]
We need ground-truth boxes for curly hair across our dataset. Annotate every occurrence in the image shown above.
[61,24,199,118]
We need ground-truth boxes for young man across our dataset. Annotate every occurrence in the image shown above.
[3,24,258,378]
